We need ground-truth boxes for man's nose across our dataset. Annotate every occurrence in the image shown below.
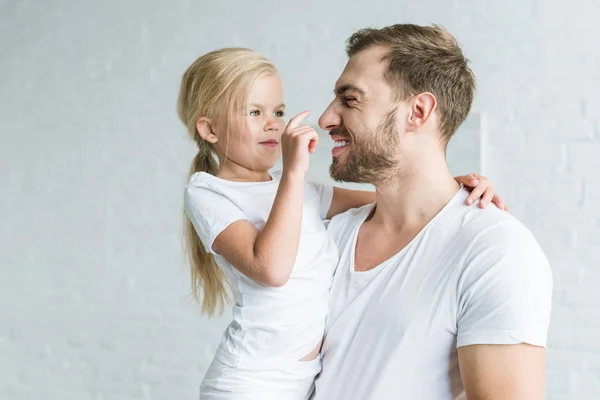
[318,101,341,131]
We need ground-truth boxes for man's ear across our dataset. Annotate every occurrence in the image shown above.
[406,92,437,131]
[196,117,218,144]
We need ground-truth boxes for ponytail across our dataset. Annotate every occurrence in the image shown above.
[184,146,229,316]
[190,144,218,177]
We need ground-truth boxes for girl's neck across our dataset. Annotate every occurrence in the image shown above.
[216,159,272,183]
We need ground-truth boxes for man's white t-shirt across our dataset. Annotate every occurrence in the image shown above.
[184,171,338,370]
[313,188,553,400]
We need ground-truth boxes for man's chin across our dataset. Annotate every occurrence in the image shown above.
[329,161,367,184]
[329,161,346,182]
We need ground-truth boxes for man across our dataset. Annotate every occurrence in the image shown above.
[313,24,552,399]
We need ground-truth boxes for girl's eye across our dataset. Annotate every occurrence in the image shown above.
[275,110,285,117]
[249,110,260,116]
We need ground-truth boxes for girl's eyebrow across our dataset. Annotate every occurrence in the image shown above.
[249,103,286,108]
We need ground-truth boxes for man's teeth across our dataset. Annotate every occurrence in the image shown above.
[334,141,349,147]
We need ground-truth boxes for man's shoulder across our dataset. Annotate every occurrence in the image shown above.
[441,200,550,279]
[329,202,374,225]
[457,205,541,253]
[327,203,374,240]
[447,198,535,249]
[453,205,551,292]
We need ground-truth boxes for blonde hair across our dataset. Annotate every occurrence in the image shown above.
[346,24,476,142]
[177,48,277,316]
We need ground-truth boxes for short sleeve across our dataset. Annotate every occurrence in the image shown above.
[456,222,553,349]
[184,183,248,255]
[307,181,334,220]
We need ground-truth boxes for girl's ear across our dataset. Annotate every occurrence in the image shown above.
[196,117,218,143]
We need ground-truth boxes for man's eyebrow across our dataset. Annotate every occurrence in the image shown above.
[334,84,366,96]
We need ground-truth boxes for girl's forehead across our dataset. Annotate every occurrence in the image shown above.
[251,75,282,91]
[249,78,283,104]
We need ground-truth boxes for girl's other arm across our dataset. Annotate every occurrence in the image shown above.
[326,187,375,219]
[325,174,509,219]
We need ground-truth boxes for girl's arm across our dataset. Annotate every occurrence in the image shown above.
[212,112,316,288]
[326,187,375,219]
[213,172,305,287]
[326,174,508,219]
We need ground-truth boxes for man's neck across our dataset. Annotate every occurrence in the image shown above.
[370,159,460,234]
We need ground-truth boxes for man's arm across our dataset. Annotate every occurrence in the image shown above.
[458,343,545,399]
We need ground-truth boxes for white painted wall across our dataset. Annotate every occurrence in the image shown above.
[1,0,598,399]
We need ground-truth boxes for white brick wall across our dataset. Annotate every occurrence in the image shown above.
[1,0,598,399]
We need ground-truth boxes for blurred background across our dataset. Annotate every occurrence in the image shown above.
[1,0,599,399]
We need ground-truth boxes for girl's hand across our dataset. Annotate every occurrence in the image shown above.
[281,111,319,176]
[454,173,509,212]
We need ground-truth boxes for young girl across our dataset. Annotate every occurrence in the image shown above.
[178,48,504,400]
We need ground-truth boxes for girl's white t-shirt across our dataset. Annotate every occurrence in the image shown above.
[184,170,337,370]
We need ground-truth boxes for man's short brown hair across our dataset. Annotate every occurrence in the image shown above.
[346,24,476,142]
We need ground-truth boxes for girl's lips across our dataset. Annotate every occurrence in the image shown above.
[260,140,278,149]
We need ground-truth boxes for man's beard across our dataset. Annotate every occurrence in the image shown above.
[329,111,400,185]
